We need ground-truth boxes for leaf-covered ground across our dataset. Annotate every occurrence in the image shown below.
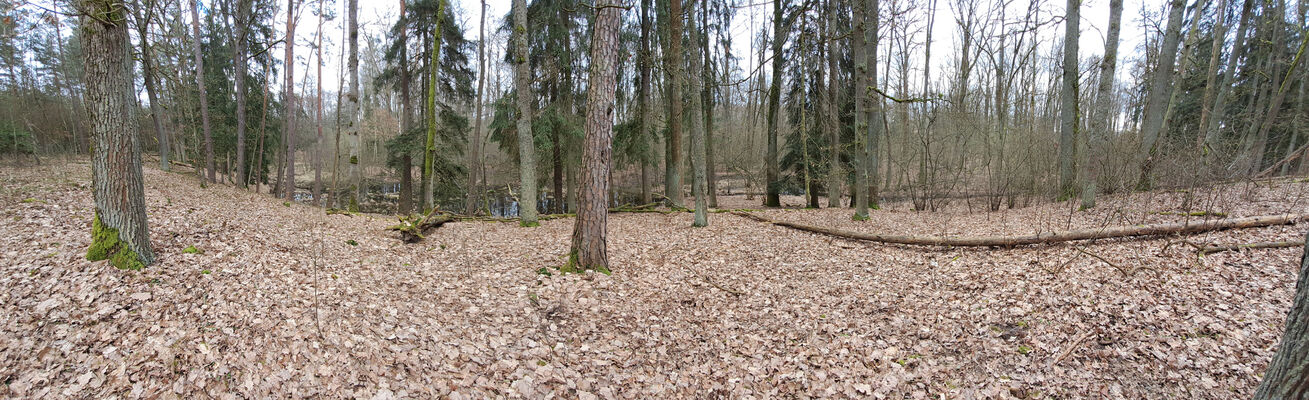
[1,161,1306,399]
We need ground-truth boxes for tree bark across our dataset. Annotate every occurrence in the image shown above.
[1058,0,1079,201]
[1253,231,1309,399]
[664,0,685,207]
[736,212,1309,247]
[424,0,444,211]
[466,0,487,215]
[190,0,215,183]
[283,0,299,200]
[1134,0,1186,191]
[569,0,625,271]
[512,0,539,225]
[1081,0,1121,210]
[82,0,155,269]
[764,0,784,208]
[234,0,251,187]
[398,0,413,214]
[826,0,842,208]
[688,0,708,227]
[639,0,654,204]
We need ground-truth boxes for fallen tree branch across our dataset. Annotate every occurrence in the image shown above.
[685,267,744,297]
[1198,241,1301,255]
[732,212,1308,247]
[1049,330,1095,367]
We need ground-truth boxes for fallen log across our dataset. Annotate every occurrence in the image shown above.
[1198,241,1301,255]
[387,211,455,243]
[732,212,1308,247]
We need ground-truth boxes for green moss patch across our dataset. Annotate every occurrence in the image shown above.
[87,214,146,270]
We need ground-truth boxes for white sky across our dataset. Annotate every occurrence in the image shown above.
[280,0,1164,100]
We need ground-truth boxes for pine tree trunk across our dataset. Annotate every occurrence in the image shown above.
[283,0,299,200]
[569,0,625,271]
[190,0,215,183]
[1058,0,1079,200]
[82,0,154,269]
[1253,231,1309,399]
[664,0,685,207]
[512,0,539,225]
[1134,0,1185,191]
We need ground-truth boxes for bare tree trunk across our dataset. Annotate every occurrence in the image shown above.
[424,0,444,211]
[345,0,362,209]
[1081,0,1121,209]
[852,0,869,216]
[134,7,170,172]
[235,0,251,187]
[1195,0,1230,151]
[283,0,299,200]
[312,5,325,204]
[398,0,414,214]
[569,0,625,271]
[1202,0,1254,149]
[688,0,708,226]
[466,0,487,214]
[1134,0,1186,190]
[190,0,215,183]
[825,0,842,208]
[1057,0,1079,200]
[703,3,718,209]
[512,0,539,225]
[639,0,654,204]
[764,0,784,208]
[664,0,685,207]
[1253,231,1309,399]
[82,0,155,269]
[865,0,881,211]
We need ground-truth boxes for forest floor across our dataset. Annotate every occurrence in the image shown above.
[1,160,1307,399]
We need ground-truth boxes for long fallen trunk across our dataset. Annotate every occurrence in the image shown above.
[733,212,1308,247]
[1199,241,1301,255]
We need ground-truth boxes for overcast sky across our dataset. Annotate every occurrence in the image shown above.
[286,0,1161,99]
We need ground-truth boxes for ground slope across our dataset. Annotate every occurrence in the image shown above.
[1,161,1306,398]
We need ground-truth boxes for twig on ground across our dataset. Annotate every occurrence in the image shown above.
[1049,330,1095,367]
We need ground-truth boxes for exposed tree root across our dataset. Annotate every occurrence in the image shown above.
[1197,241,1301,255]
[733,211,1308,248]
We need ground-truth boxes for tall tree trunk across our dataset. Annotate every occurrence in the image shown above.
[569,0,625,271]
[1195,0,1230,151]
[136,12,170,172]
[512,0,539,225]
[191,0,215,183]
[1058,0,1079,200]
[256,63,271,194]
[283,0,299,200]
[764,0,784,208]
[1247,26,1306,174]
[82,0,155,269]
[424,0,444,211]
[235,0,250,187]
[826,0,842,208]
[398,0,413,214]
[688,0,708,226]
[664,0,685,207]
[865,0,881,211]
[312,5,325,204]
[1202,0,1254,149]
[1253,232,1309,399]
[467,0,487,214]
[1134,0,1186,191]
[346,0,362,209]
[1081,0,1122,209]
[639,0,654,204]
[703,1,718,209]
[852,0,869,216]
